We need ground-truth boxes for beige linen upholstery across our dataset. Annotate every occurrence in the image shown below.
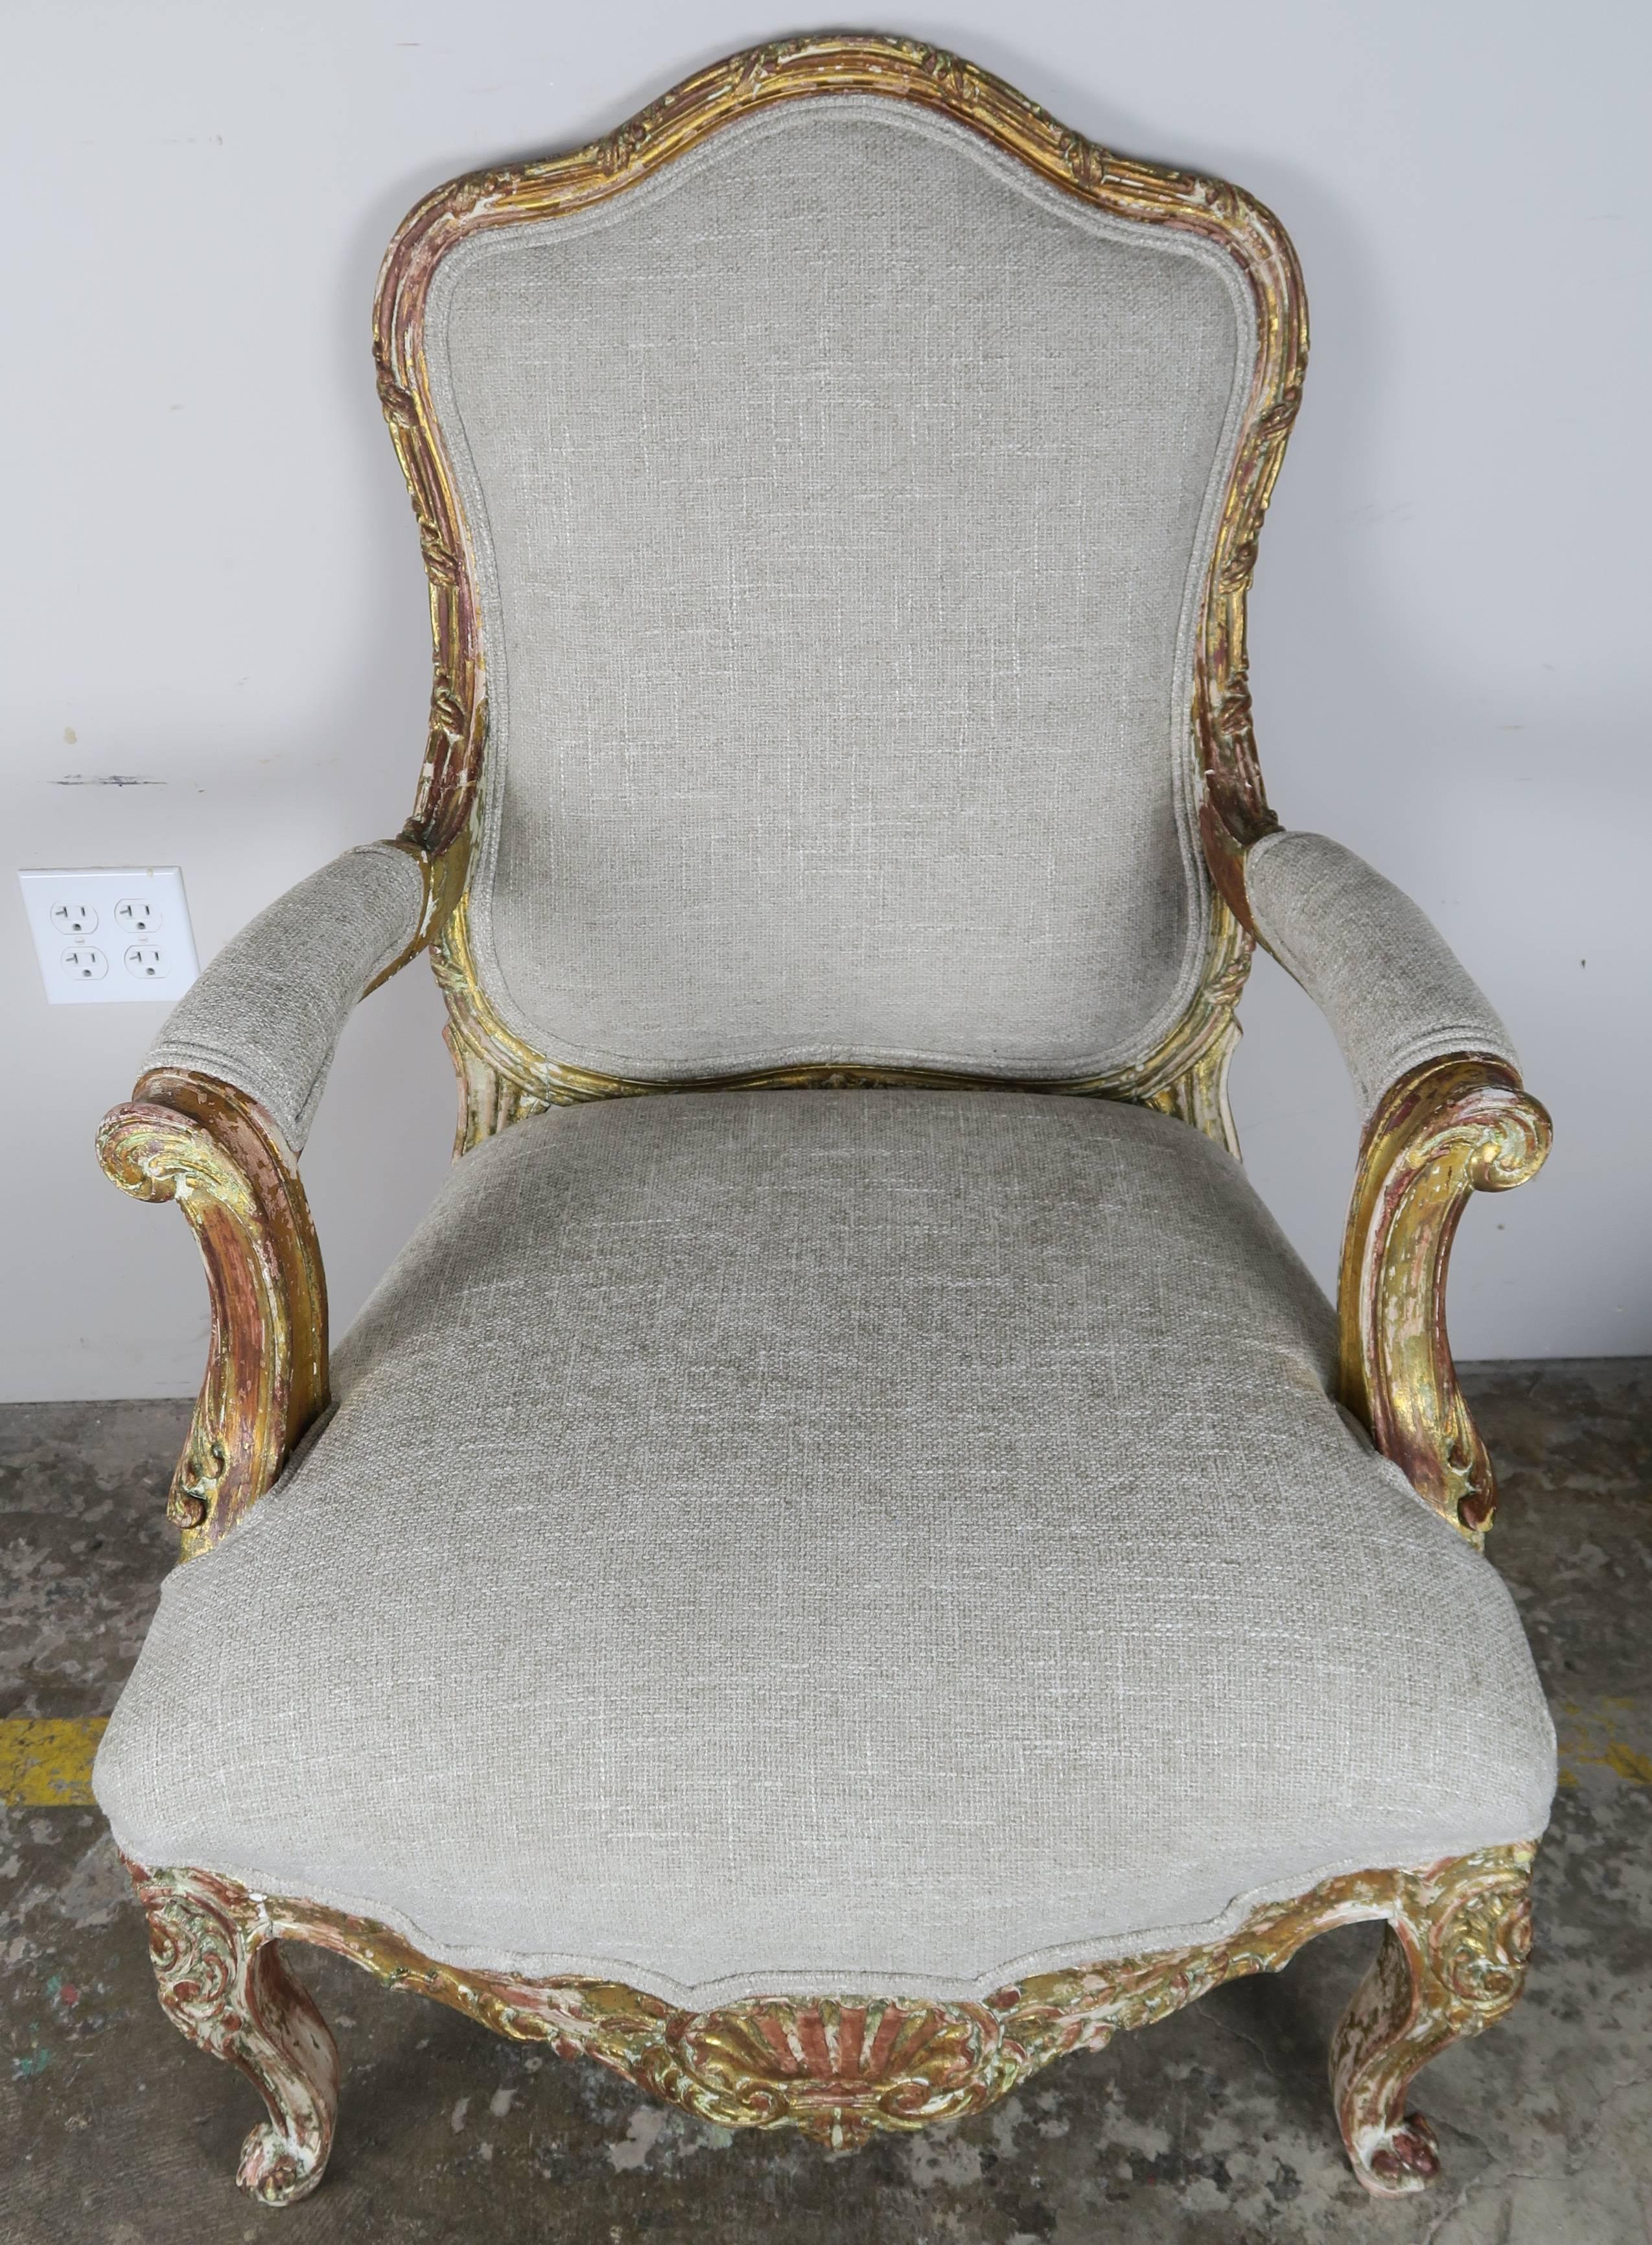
[142,843,424,1151]
[95,1087,1553,2006]
[426,98,1255,1082]
[1246,830,1517,1115]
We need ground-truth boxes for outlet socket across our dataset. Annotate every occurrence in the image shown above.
[19,867,198,1005]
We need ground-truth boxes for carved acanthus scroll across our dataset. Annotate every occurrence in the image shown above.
[1332,1846,1534,2193]
[96,1073,328,1558]
[128,1861,338,2205]
[1338,1055,1552,1541]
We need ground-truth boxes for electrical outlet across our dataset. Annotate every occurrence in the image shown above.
[19,867,199,1005]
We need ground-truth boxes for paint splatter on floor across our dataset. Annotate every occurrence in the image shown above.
[2,1367,1650,2242]
[0,1721,106,1807]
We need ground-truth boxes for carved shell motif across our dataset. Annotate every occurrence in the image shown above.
[638,1997,1018,2146]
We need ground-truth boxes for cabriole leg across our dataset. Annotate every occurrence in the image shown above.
[126,1859,340,2205]
[1330,1844,1533,2196]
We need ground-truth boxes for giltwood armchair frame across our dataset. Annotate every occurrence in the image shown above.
[97,34,1550,2207]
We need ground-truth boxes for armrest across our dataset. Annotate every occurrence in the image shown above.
[1242,830,1518,1114]
[97,1074,328,1559]
[1334,1056,1550,1542]
[1240,831,1551,1542]
[95,839,439,1558]
[141,841,428,1153]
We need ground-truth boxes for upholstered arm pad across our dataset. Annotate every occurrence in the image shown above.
[141,843,425,1154]
[1244,830,1518,1116]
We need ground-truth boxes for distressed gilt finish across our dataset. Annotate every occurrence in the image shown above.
[95,1072,328,1560]
[364,829,472,996]
[371,29,1309,1151]
[1336,1054,1553,1544]
[128,1858,339,2205]
[123,1842,1532,2203]
[94,36,1552,2206]
[1331,1849,1535,2194]
[432,890,1255,1158]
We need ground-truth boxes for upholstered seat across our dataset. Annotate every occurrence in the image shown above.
[97,1086,1551,2004]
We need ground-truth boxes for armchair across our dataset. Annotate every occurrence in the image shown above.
[93,36,1552,2209]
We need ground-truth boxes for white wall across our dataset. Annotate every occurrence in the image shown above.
[3,0,1647,1402]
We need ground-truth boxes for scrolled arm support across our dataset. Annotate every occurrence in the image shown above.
[97,1070,328,1560]
[1337,1055,1551,1543]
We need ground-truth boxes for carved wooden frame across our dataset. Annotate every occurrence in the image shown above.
[1334,1053,1553,1543]
[97,1072,328,1560]
[124,1842,1534,2205]
[93,30,1552,2207]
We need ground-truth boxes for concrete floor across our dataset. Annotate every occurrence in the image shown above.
[2,1362,1649,2242]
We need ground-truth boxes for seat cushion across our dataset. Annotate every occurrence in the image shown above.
[95,1089,1553,2005]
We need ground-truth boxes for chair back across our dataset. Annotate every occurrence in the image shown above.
[378,44,1304,1096]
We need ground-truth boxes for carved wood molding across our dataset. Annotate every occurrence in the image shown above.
[132,1858,338,2204]
[434,887,1251,1160]
[364,827,472,993]
[1331,1846,1533,2194]
[124,1842,1533,2202]
[1338,1055,1552,1541]
[96,1073,329,1558]
[371,32,1305,1146]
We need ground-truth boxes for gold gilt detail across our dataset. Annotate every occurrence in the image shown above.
[126,1843,1533,2196]
[432,890,1251,1160]
[96,1077,329,1561]
[1336,1053,1552,1542]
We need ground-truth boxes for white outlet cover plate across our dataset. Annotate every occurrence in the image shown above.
[19,867,200,1005]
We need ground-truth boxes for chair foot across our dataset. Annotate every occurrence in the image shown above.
[126,1859,340,2205]
[1329,1848,1533,2197]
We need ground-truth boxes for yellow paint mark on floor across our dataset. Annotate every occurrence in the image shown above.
[1555,1696,1652,1789]
[0,1717,107,1805]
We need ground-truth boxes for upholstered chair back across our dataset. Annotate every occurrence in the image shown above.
[421,98,1258,1083]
